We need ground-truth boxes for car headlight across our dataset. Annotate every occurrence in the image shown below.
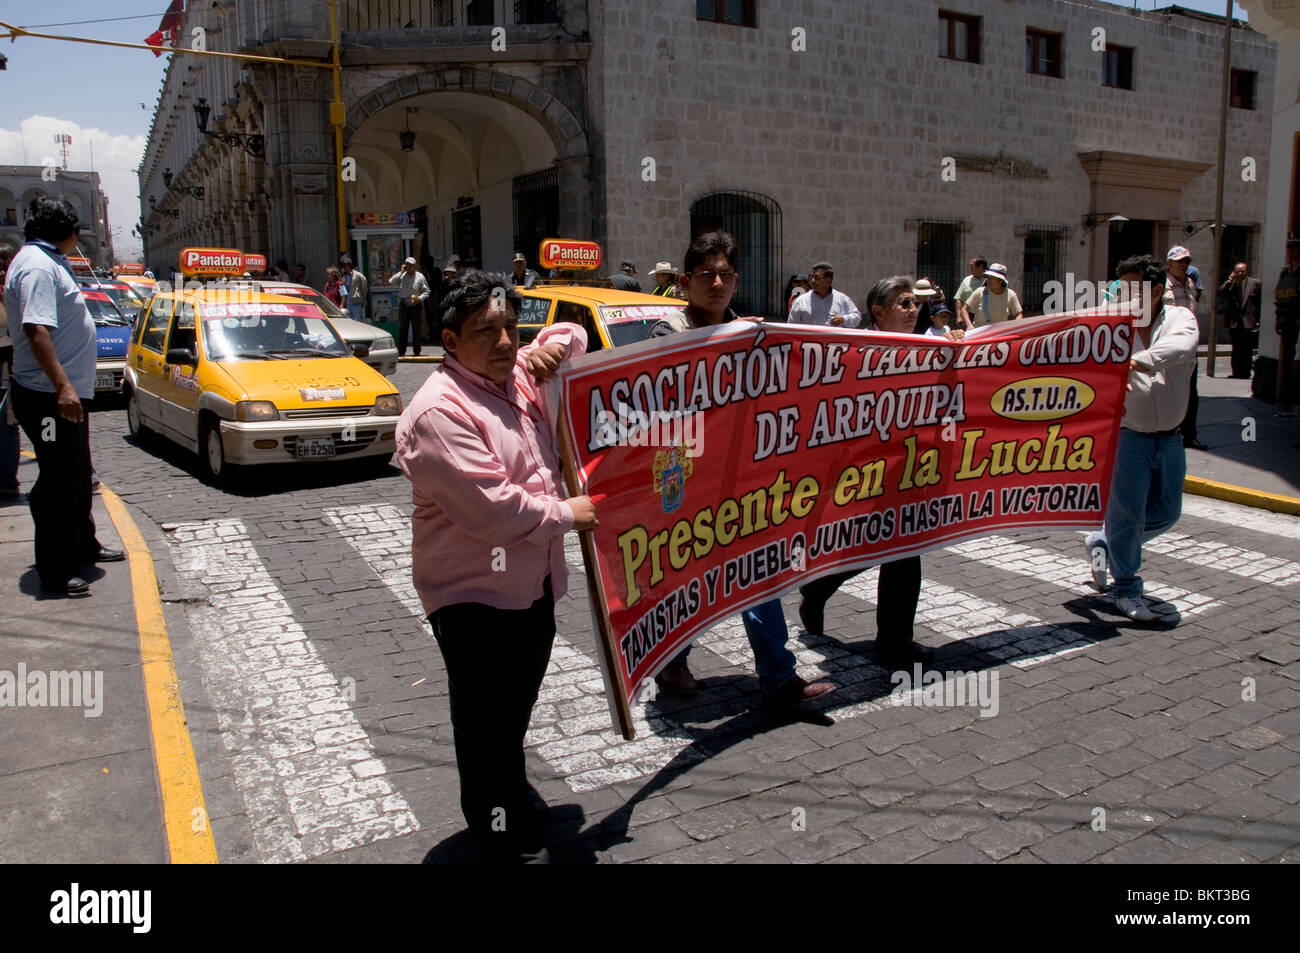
[373,394,402,416]
[235,400,279,422]
[372,334,394,350]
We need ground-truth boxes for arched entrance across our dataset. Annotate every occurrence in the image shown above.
[345,69,590,317]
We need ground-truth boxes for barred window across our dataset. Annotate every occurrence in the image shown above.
[914,221,965,306]
[1022,227,1068,315]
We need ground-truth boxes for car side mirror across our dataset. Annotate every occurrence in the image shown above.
[165,347,197,367]
[351,344,370,359]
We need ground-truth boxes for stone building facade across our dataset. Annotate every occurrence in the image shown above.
[1238,0,1299,397]
[139,0,1273,326]
[595,0,1275,320]
[0,167,114,267]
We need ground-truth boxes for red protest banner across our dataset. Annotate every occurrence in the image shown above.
[558,306,1134,738]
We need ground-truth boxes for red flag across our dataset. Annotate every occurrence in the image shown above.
[143,1,185,54]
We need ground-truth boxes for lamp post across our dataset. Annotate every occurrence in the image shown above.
[193,97,264,158]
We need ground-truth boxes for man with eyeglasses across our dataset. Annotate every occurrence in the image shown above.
[645,231,835,712]
[788,261,861,328]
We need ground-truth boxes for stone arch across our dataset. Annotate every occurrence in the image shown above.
[344,67,588,163]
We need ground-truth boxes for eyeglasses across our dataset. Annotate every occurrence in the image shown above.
[895,297,919,309]
[689,269,738,283]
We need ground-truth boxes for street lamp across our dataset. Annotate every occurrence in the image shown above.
[399,108,415,153]
[193,96,264,158]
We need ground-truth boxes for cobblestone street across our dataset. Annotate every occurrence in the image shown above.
[42,362,1297,865]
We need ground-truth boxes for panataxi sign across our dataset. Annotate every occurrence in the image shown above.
[557,307,1134,738]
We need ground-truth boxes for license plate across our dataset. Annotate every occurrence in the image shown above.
[296,437,335,459]
[95,373,116,390]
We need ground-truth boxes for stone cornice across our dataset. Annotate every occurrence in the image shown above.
[1076,151,1212,192]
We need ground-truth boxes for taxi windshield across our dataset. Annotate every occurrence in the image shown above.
[82,293,131,327]
[267,285,345,320]
[599,303,686,348]
[202,305,350,360]
[100,284,145,313]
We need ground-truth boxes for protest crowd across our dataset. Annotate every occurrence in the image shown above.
[382,219,1300,863]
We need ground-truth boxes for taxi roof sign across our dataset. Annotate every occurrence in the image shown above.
[180,247,248,278]
[115,263,146,275]
[243,253,267,273]
[68,254,94,273]
[539,238,602,271]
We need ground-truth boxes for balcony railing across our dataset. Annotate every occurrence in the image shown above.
[341,0,559,30]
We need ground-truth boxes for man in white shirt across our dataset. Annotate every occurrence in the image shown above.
[964,262,1023,325]
[953,256,988,329]
[788,261,861,327]
[1084,255,1199,622]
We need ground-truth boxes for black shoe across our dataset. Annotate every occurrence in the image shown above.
[1183,439,1208,451]
[797,593,824,636]
[759,675,834,715]
[85,547,126,563]
[42,576,90,595]
[874,641,934,669]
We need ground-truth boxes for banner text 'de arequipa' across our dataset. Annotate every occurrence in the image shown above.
[559,306,1134,731]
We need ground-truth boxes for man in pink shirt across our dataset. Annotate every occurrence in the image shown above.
[397,271,596,863]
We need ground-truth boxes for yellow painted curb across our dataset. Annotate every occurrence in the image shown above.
[1183,475,1300,516]
[100,486,219,864]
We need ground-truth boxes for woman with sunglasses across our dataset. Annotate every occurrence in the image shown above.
[797,276,960,667]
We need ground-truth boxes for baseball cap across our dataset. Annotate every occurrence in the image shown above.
[1166,245,1192,261]
[513,252,527,263]
[403,256,416,265]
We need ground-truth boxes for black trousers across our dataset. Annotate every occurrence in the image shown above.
[429,578,555,861]
[1228,326,1255,379]
[799,556,922,652]
[397,304,423,357]
[10,381,99,586]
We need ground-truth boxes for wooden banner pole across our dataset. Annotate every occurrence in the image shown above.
[556,397,637,741]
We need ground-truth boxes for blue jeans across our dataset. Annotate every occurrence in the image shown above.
[672,598,796,693]
[1088,428,1185,599]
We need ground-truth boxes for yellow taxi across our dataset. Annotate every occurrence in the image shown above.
[521,239,686,351]
[124,248,402,482]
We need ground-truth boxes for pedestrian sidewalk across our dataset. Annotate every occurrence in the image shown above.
[0,454,167,863]
[1185,359,1300,510]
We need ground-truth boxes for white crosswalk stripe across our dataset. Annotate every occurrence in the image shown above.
[1181,496,1300,540]
[1138,532,1300,585]
[323,507,697,795]
[943,535,1225,620]
[165,519,419,862]
[316,503,1244,794]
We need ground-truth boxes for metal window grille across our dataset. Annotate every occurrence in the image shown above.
[914,221,965,305]
[512,168,559,268]
[515,0,558,24]
[1022,227,1067,314]
[342,1,453,29]
[1218,224,1259,286]
[696,0,756,27]
[689,190,783,317]
[465,0,494,26]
